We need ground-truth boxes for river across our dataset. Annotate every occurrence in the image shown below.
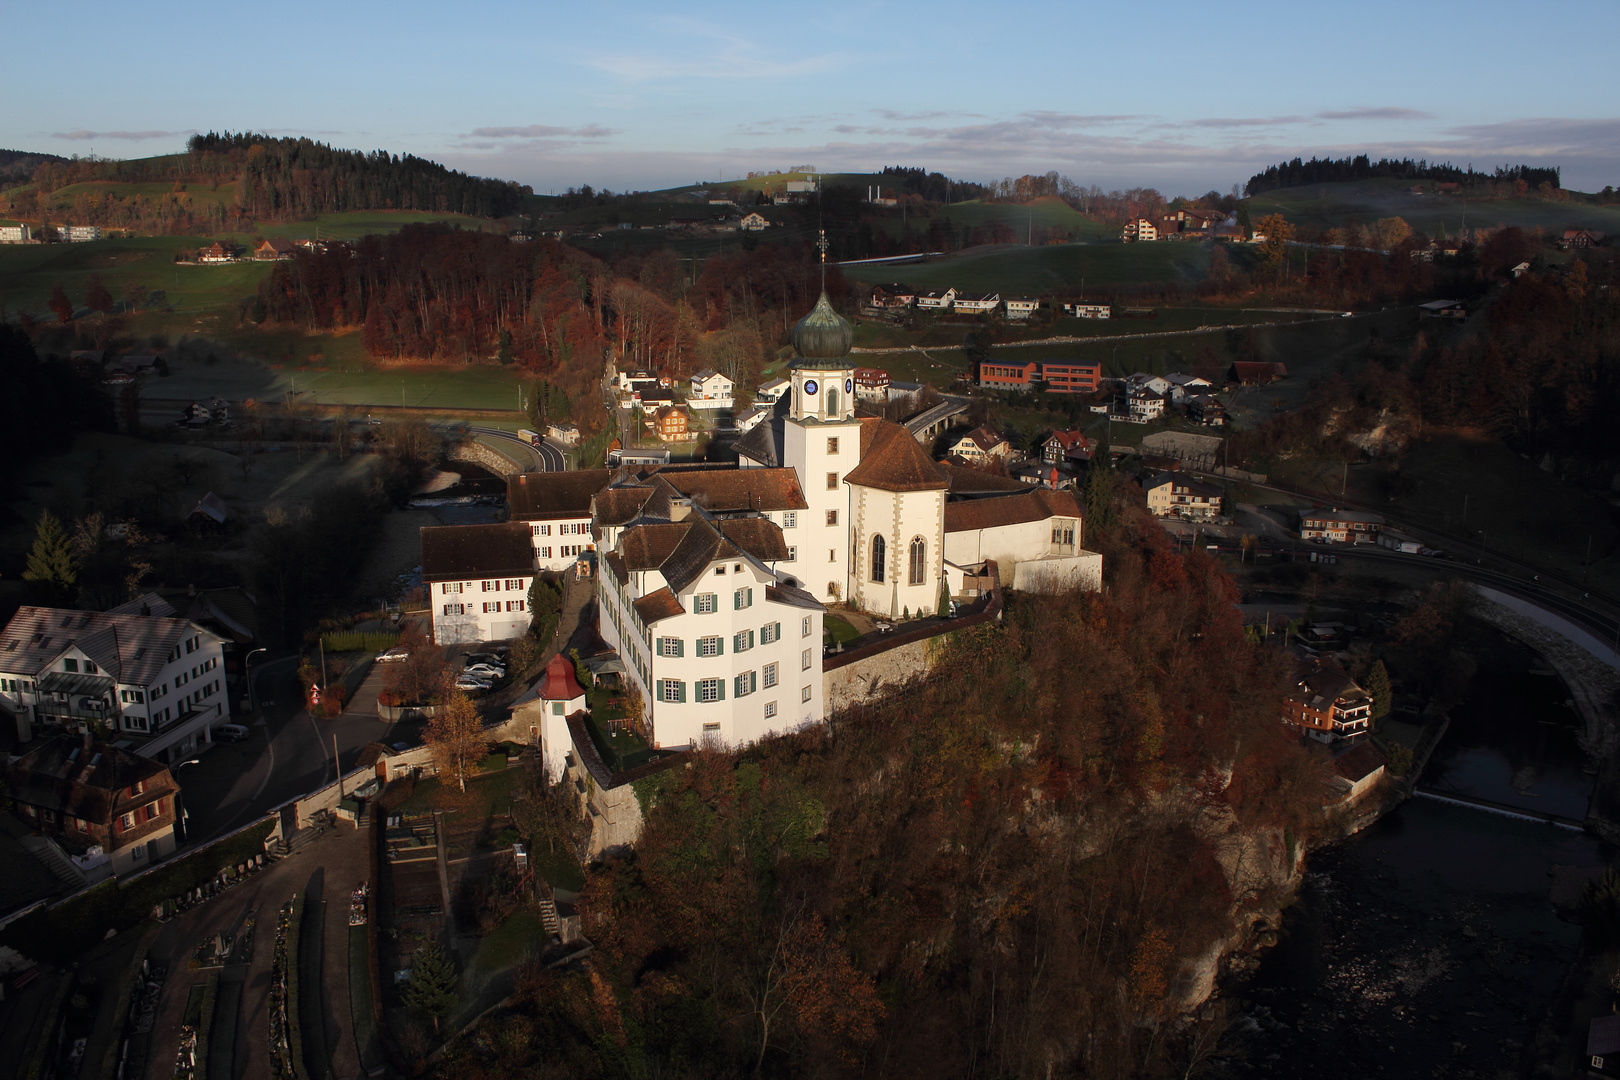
[1229,632,1613,1078]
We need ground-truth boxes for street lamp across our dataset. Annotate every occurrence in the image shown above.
[245,648,268,713]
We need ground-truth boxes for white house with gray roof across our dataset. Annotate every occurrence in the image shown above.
[0,605,231,761]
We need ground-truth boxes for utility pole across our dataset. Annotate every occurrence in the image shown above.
[320,637,328,691]
[1462,492,1469,527]
[1341,461,1348,495]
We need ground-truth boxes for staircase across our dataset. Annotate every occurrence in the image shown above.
[539,890,561,939]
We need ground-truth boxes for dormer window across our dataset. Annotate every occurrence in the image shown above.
[63,658,79,673]
[84,661,98,674]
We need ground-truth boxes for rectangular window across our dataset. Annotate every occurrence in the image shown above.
[84,660,98,674]
[802,648,812,670]
[657,679,686,703]
[782,512,796,528]
[695,593,717,613]
[733,630,755,653]
[763,662,779,688]
[734,671,757,697]
[765,700,778,718]
[802,617,812,637]
[827,471,839,490]
[802,685,813,703]
[64,658,79,673]
[658,637,683,657]
[827,437,839,454]
[506,579,523,590]
[761,622,778,645]
[698,636,722,658]
[536,546,552,558]
[734,587,753,610]
[715,565,727,576]
[697,678,724,703]
[826,510,838,526]
[785,546,797,562]
[120,812,134,830]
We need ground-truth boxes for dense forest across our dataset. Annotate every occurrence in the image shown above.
[434,492,1328,1079]
[256,224,843,424]
[0,147,66,185]
[1245,155,1561,196]
[5,132,527,233]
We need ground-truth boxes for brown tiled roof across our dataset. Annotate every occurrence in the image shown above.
[939,462,1027,494]
[420,522,534,581]
[717,518,790,561]
[845,419,949,492]
[592,485,657,527]
[507,469,610,519]
[618,523,693,571]
[11,736,176,833]
[944,488,1083,534]
[640,466,808,512]
[633,587,686,624]
[615,514,790,594]
[604,551,628,586]
[1333,742,1387,784]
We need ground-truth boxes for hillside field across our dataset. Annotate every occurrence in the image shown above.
[1250,178,1620,236]
[840,240,1227,296]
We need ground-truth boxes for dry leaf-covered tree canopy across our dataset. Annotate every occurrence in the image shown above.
[440,505,1327,1079]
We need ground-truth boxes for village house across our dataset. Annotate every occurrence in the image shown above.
[948,426,1013,463]
[952,291,1001,315]
[739,212,769,231]
[654,405,693,441]
[198,241,234,264]
[1003,297,1039,320]
[1122,218,1158,242]
[421,522,536,645]
[1043,429,1092,465]
[853,367,892,403]
[688,368,734,410]
[916,287,957,311]
[0,604,232,761]
[1127,390,1166,422]
[734,404,771,433]
[10,734,181,877]
[1143,473,1222,520]
[1162,372,1214,403]
[253,238,296,260]
[754,377,791,404]
[507,470,607,572]
[1299,507,1385,543]
[1062,302,1110,319]
[61,225,101,242]
[1185,395,1227,427]
[869,283,916,310]
[1563,228,1605,248]
[547,422,580,445]
[1417,299,1466,320]
[1285,656,1372,744]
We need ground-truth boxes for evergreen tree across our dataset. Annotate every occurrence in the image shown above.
[403,942,459,1032]
[23,510,78,603]
[1366,660,1392,721]
[496,328,513,365]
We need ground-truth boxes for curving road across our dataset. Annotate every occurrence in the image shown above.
[469,426,567,472]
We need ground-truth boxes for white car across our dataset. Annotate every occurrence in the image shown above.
[375,647,410,663]
[454,676,493,692]
[464,664,505,680]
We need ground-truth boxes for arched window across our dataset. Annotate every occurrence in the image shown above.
[870,535,886,583]
[909,536,926,585]
[826,388,840,418]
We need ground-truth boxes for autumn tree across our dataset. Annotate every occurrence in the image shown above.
[1254,213,1296,275]
[425,676,486,791]
[85,274,113,313]
[47,282,73,323]
[382,622,447,706]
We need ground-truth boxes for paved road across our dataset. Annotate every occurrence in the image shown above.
[469,426,566,472]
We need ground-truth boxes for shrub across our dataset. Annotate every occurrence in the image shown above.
[320,630,400,654]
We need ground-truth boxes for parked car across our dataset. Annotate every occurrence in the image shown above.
[454,675,493,692]
[214,723,251,742]
[376,646,410,662]
[464,664,506,680]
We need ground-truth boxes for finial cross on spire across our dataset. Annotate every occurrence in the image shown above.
[817,228,828,290]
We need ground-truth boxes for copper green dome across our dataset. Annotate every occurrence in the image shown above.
[790,292,854,368]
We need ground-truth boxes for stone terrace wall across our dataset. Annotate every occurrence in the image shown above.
[449,439,521,477]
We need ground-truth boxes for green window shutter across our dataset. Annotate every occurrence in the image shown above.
[677,638,685,657]
[677,680,687,703]
[718,636,724,655]
[733,589,740,610]
[718,679,725,701]
[749,630,756,649]
[750,671,758,694]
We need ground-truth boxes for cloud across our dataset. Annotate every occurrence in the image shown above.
[1316,107,1433,122]
[1021,112,1144,127]
[50,129,192,141]
[1179,116,1308,129]
[874,109,984,123]
[468,124,617,139]
[584,18,850,81]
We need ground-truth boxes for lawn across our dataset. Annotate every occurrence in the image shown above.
[392,765,523,816]
[840,240,1217,296]
[1249,177,1620,237]
[0,233,275,315]
[143,351,531,409]
[471,909,547,974]
[873,195,1113,243]
[825,615,861,645]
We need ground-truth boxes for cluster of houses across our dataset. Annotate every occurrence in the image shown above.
[868,284,1041,320]
[1121,207,1242,243]
[190,236,326,263]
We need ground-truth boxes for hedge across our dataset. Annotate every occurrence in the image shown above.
[321,630,399,654]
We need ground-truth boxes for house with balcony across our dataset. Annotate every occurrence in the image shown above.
[952,291,1001,315]
[869,283,916,310]
[1144,473,1223,520]
[1062,302,1110,319]
[916,287,956,311]
[688,369,734,410]
[507,469,608,572]
[422,522,536,645]
[853,367,891,403]
[9,734,180,877]
[1284,657,1372,744]
[0,605,231,762]
[1043,430,1092,465]
[1004,297,1039,320]
[948,426,1013,463]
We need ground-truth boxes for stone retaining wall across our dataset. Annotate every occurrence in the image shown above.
[449,440,522,477]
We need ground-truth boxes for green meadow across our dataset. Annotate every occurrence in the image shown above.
[1249,178,1620,236]
[840,240,1222,295]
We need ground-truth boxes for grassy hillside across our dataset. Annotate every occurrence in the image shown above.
[914,195,1114,242]
[1251,177,1620,236]
[0,235,273,314]
[840,240,1224,295]
[39,179,240,214]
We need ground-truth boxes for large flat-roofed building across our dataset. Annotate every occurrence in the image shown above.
[421,522,536,644]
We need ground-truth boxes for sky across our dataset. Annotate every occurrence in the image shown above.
[5,0,1619,196]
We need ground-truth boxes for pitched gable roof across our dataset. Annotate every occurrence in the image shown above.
[507,469,611,519]
[420,522,533,581]
[846,418,948,492]
[538,653,585,701]
[637,466,807,513]
[944,488,1083,534]
[0,605,214,686]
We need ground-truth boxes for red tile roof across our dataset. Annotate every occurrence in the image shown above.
[539,653,585,701]
[633,587,686,624]
[845,419,949,492]
[944,488,1083,534]
[508,469,610,519]
[421,522,534,581]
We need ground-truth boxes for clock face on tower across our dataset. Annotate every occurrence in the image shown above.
[803,379,819,396]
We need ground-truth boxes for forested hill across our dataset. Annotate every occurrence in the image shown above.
[0,148,67,186]
[1246,155,1560,196]
[17,132,528,224]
